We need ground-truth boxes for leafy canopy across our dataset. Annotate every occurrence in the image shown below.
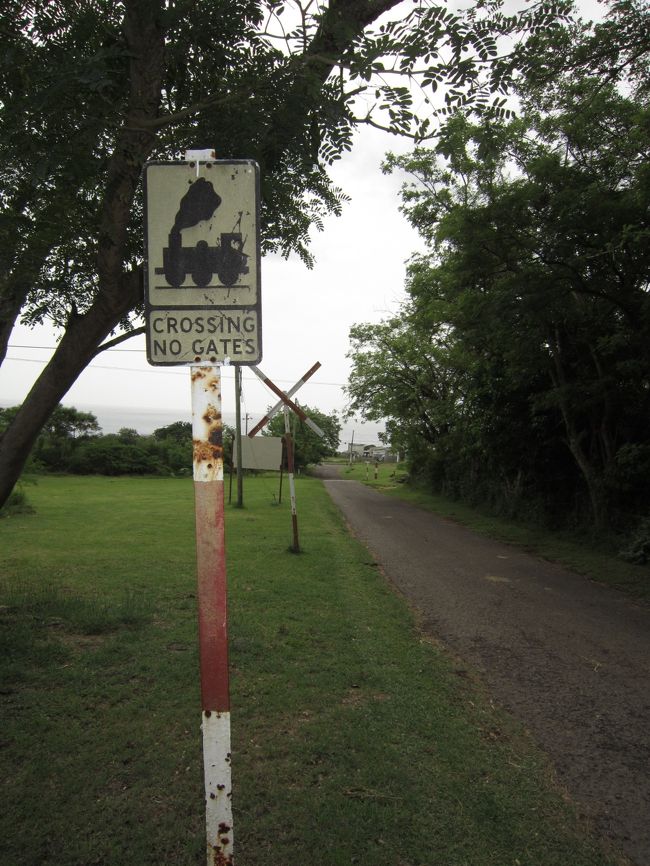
[347,17,650,530]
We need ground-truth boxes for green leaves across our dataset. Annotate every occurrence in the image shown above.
[263,405,341,470]
[350,70,650,530]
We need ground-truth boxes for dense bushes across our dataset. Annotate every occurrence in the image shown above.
[67,437,165,476]
[0,407,207,477]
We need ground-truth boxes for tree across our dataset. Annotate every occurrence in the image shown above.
[264,405,340,470]
[347,313,464,465]
[116,427,140,445]
[514,0,650,103]
[152,420,193,473]
[1,404,101,471]
[348,74,650,529]
[68,436,164,476]
[153,421,192,443]
[0,0,572,507]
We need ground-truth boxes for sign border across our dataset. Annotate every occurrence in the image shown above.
[144,159,262,366]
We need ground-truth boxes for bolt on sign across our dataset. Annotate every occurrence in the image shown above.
[144,159,262,365]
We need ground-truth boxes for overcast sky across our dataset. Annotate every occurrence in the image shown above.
[1,125,423,446]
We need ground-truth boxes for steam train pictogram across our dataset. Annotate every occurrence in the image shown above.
[157,228,249,288]
[153,177,249,288]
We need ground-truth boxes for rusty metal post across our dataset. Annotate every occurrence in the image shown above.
[191,365,234,866]
[283,406,300,552]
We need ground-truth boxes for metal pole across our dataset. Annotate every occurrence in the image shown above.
[284,406,300,552]
[228,437,233,505]
[191,365,234,866]
[234,366,243,508]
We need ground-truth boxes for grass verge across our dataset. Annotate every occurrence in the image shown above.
[0,475,626,865]
[336,461,649,602]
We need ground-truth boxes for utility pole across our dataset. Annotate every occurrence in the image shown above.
[234,365,244,508]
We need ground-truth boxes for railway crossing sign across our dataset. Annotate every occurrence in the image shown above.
[248,363,324,552]
[248,362,324,437]
[144,157,262,366]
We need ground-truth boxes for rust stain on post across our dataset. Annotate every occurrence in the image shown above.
[210,850,234,866]
[193,366,223,484]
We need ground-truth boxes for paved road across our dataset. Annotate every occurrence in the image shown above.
[316,466,650,865]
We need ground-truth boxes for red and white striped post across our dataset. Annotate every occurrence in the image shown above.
[191,365,234,866]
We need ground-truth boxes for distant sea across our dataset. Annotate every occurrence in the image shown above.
[1,401,384,446]
[79,404,239,435]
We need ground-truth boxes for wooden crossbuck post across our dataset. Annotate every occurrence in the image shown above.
[247,364,325,552]
[248,363,323,438]
[283,406,300,551]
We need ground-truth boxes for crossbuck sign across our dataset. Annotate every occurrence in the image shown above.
[144,158,262,365]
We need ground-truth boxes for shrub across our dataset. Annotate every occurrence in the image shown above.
[620,518,650,565]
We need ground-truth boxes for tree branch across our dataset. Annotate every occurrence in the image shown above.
[91,326,146,360]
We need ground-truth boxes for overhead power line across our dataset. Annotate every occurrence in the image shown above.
[4,351,347,387]
[10,343,144,353]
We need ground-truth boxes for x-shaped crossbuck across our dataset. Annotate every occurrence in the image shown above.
[247,362,325,438]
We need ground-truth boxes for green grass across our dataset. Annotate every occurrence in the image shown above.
[340,461,650,601]
[0,475,626,865]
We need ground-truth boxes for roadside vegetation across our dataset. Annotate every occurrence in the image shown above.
[346,3,650,548]
[0,404,340,490]
[0,405,205,479]
[262,403,340,471]
[0,475,625,866]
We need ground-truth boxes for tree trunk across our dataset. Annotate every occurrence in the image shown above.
[0,272,140,508]
[548,328,608,529]
[0,0,165,508]
[0,280,26,365]
[1,0,404,508]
